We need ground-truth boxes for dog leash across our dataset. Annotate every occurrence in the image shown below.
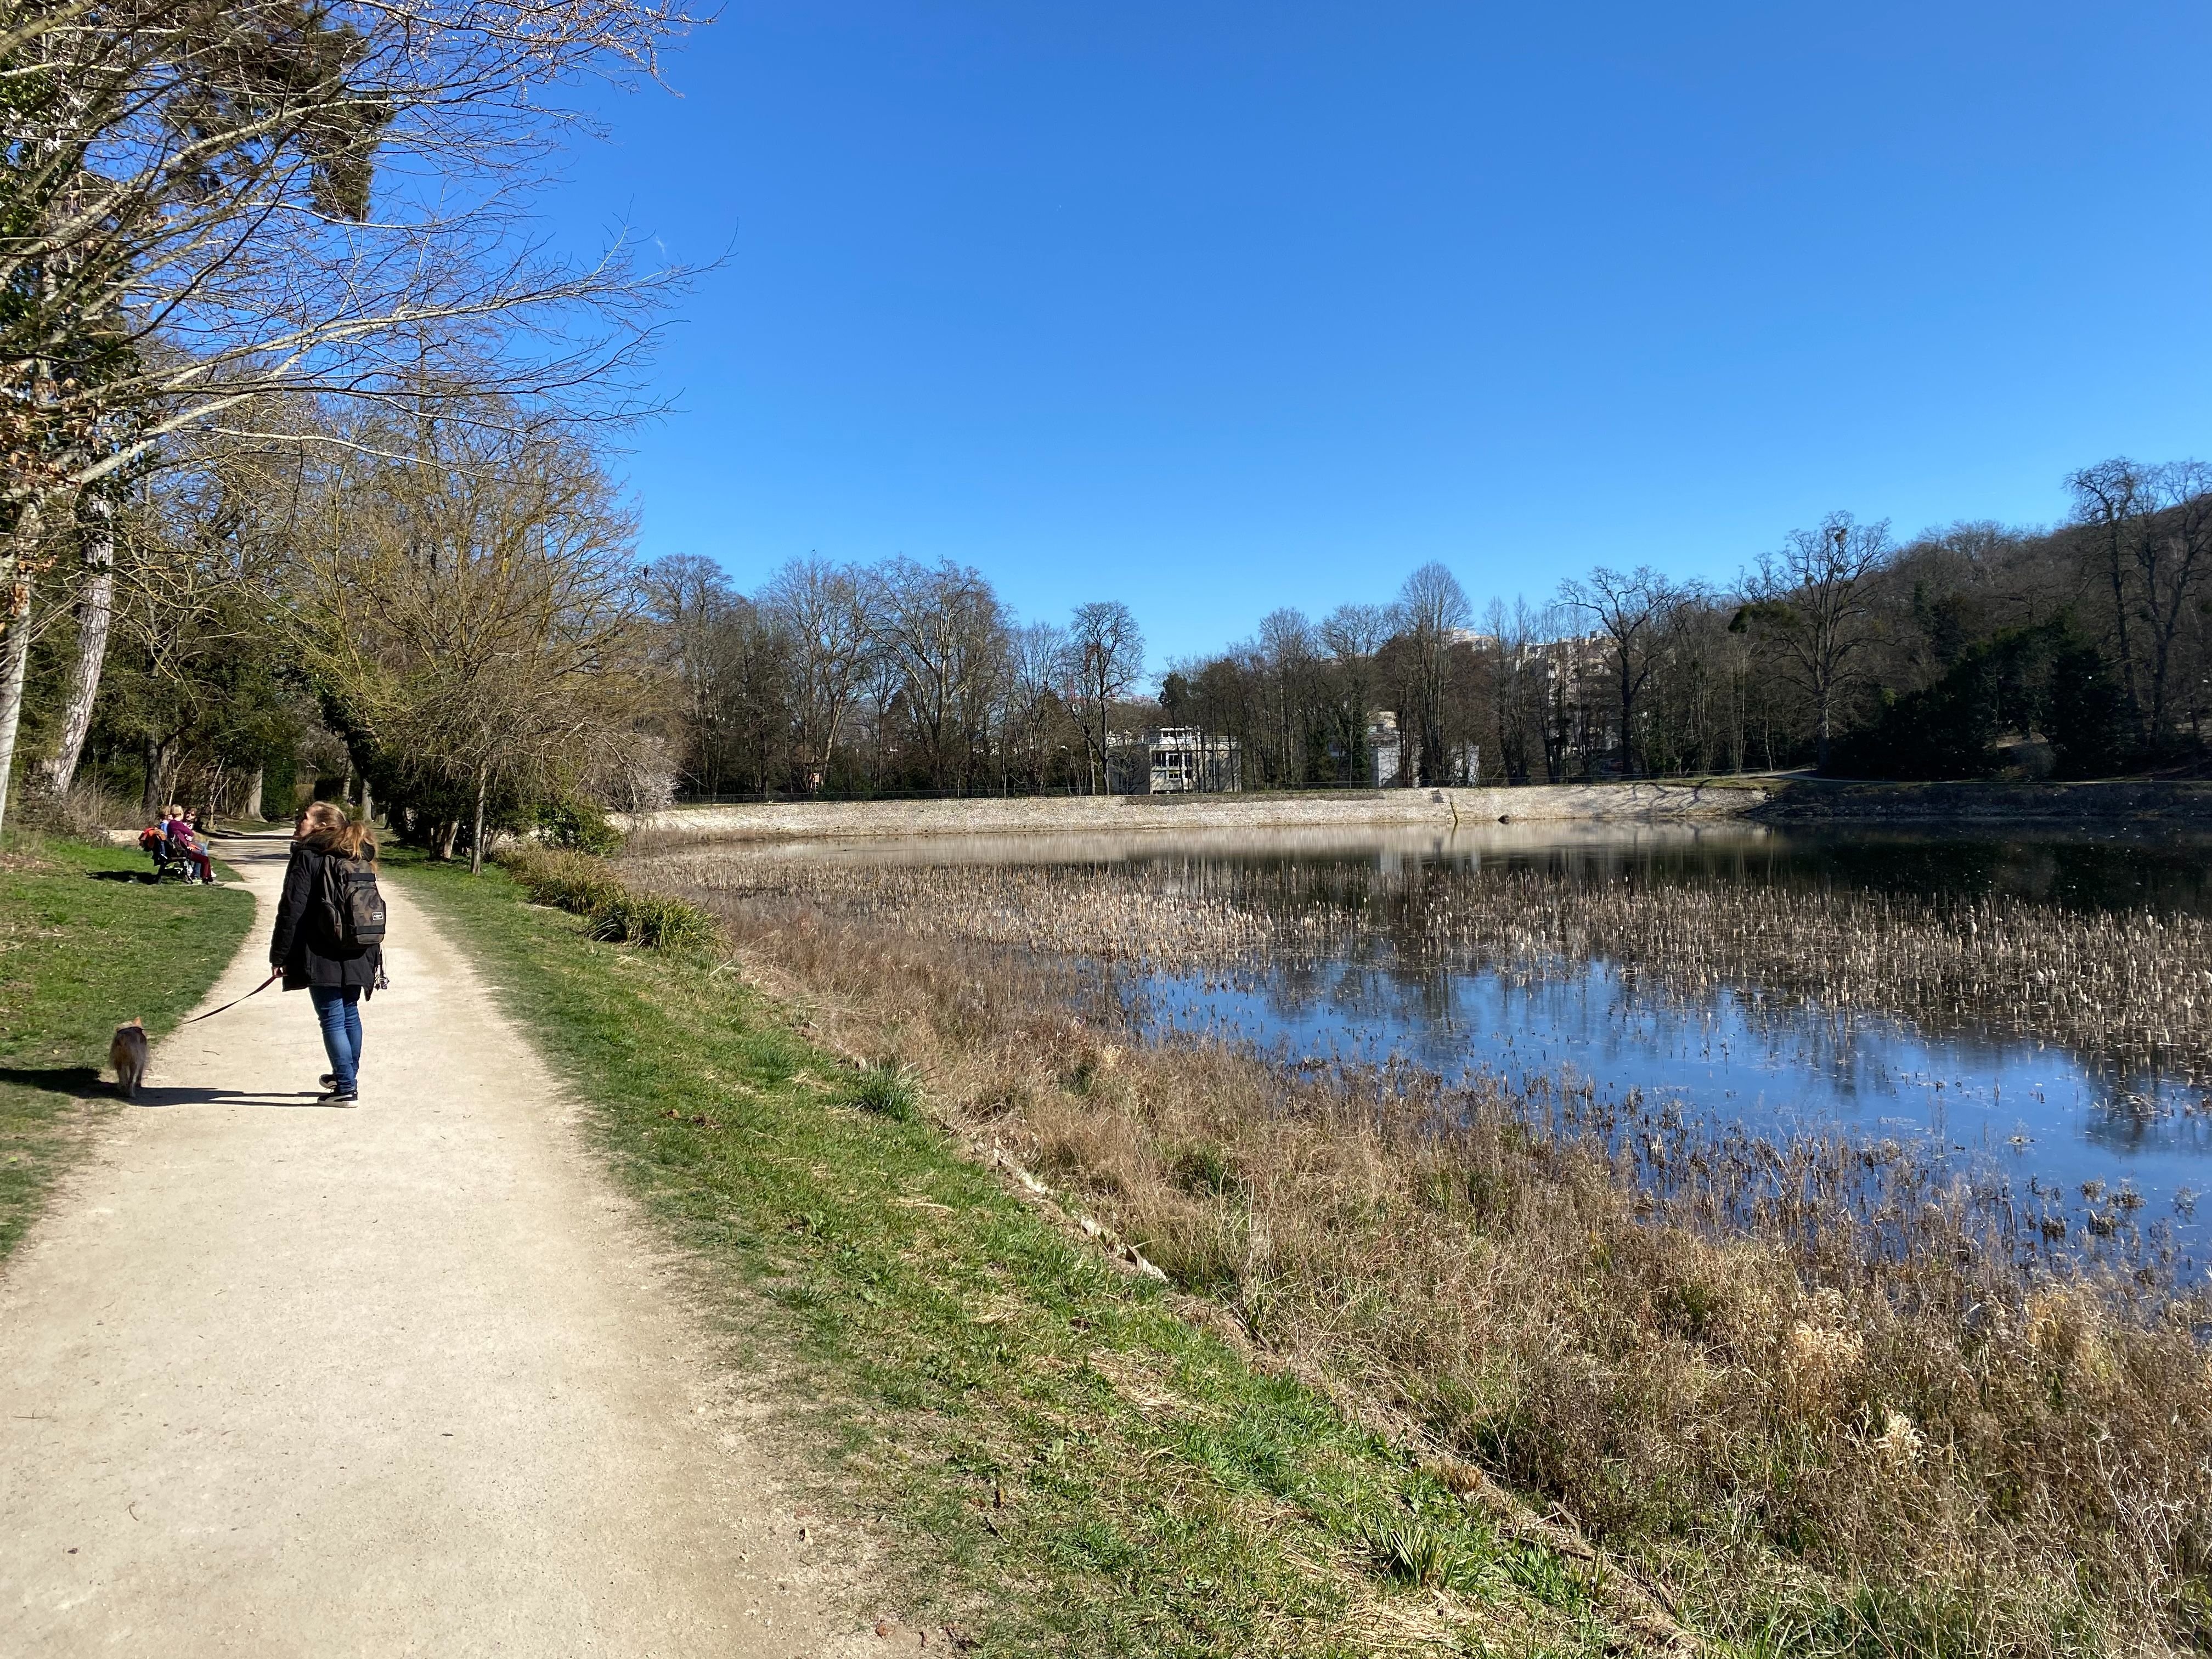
[182,969,284,1024]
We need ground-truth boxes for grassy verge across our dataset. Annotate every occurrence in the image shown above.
[0,830,254,1260]
[392,849,1635,1657]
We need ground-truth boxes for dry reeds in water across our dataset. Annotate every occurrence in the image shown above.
[634,845,2212,1655]
[644,850,2212,1097]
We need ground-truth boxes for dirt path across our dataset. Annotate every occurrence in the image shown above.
[1,843,847,1656]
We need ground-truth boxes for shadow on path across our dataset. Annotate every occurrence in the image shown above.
[129,1085,335,1110]
[0,1069,328,1109]
[0,1065,103,1097]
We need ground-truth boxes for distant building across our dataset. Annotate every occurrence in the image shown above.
[1147,727,1242,793]
[1368,708,1482,785]
[1366,710,1402,787]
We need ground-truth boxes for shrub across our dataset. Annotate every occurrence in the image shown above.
[536,795,623,856]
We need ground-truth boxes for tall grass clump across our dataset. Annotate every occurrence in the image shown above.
[587,888,718,949]
[842,1059,922,1121]
[629,844,2212,1656]
[18,778,132,840]
[500,845,715,951]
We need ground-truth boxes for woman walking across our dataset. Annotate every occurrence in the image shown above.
[269,802,383,1105]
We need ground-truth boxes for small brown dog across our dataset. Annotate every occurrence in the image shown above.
[110,1019,149,1099]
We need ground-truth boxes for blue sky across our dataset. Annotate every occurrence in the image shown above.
[547,3,2212,668]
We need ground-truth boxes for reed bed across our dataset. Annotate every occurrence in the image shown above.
[637,849,2212,1654]
[645,850,2212,1097]
[634,845,2212,1655]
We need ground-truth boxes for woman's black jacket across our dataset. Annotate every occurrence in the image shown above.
[269,838,382,993]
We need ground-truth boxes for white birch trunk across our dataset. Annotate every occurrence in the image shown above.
[469,766,488,874]
[38,490,114,798]
[0,495,47,837]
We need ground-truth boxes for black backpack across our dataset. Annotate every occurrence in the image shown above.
[319,855,388,955]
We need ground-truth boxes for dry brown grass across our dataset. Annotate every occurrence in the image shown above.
[634,847,2212,1656]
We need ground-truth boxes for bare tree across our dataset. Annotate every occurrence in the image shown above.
[1255,607,1319,785]
[3,0,687,495]
[1559,566,1683,777]
[0,504,55,825]
[1319,602,1393,783]
[2068,459,2151,746]
[642,554,748,792]
[761,557,873,792]
[0,423,314,828]
[875,557,1007,793]
[1398,562,1469,785]
[2134,462,2212,756]
[1002,620,1069,790]
[1479,596,1544,784]
[1066,600,1143,794]
[1740,512,1891,771]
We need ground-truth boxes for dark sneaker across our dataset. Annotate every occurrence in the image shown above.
[319,1087,359,1106]
[319,1074,336,1088]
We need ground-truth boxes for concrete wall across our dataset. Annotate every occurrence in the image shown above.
[1748,780,2212,825]
[616,781,1773,843]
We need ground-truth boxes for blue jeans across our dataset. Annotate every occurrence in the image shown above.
[309,986,364,1092]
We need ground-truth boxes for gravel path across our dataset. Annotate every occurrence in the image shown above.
[1,843,846,1656]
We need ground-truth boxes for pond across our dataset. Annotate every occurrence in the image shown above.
[655,821,2212,1257]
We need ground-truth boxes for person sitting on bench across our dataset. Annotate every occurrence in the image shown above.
[162,805,216,884]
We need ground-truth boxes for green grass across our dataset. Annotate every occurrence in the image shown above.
[393,850,1627,1657]
[0,830,255,1260]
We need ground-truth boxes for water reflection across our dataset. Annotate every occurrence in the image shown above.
[665,819,2212,1239]
[1116,824,2212,1242]
[1133,955,2212,1235]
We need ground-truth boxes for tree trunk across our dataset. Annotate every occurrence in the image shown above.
[37,490,115,799]
[0,495,47,838]
[469,765,488,874]
[140,735,177,817]
[359,776,374,823]
[0,568,34,838]
[436,819,459,860]
[242,765,264,821]
[1618,660,1635,778]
